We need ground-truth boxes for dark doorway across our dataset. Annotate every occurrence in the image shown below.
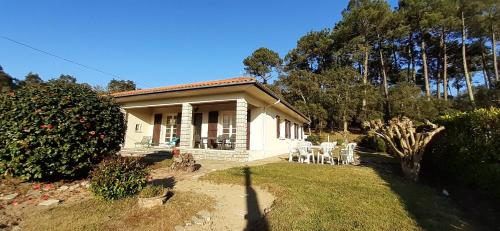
[208,111,219,148]
[152,114,162,146]
[193,113,203,148]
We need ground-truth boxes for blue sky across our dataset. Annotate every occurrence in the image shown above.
[1,0,399,89]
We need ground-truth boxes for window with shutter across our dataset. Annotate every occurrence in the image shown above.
[276,116,280,138]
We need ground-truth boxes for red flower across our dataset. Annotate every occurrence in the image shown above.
[40,125,47,129]
[46,124,54,129]
[41,194,49,200]
[33,183,41,190]
[43,183,54,191]
[79,118,85,123]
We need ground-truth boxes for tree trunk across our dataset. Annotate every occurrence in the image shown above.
[343,116,348,134]
[461,11,475,103]
[379,42,390,117]
[437,70,441,99]
[492,26,499,82]
[401,155,421,182]
[421,36,431,101]
[407,33,413,82]
[378,41,389,98]
[481,41,491,89]
[442,29,449,101]
[362,47,369,108]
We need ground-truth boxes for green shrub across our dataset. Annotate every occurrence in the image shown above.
[305,134,322,145]
[357,135,386,152]
[0,81,125,180]
[90,157,149,200]
[139,185,168,198]
[422,108,500,200]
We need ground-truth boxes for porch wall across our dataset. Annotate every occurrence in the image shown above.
[185,149,249,162]
[123,108,153,148]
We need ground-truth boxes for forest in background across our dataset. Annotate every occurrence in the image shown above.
[242,0,499,133]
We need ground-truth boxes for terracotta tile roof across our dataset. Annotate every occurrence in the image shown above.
[112,76,256,97]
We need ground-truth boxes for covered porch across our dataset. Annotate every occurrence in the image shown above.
[122,99,252,161]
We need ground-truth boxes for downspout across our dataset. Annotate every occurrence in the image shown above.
[262,99,280,155]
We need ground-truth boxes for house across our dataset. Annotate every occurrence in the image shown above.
[112,77,310,161]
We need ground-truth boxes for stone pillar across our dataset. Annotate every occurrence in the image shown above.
[235,98,248,152]
[179,103,193,148]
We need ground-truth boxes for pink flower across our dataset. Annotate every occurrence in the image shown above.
[89,131,96,136]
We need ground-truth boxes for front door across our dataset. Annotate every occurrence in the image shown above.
[193,113,203,147]
[152,114,163,146]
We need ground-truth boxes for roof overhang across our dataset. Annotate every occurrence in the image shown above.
[113,79,310,123]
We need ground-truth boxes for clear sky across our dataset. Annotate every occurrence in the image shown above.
[1,0,399,89]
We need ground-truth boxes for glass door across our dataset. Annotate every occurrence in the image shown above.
[164,114,177,143]
[222,113,236,137]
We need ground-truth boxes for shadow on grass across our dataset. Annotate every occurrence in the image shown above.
[151,176,176,189]
[357,150,478,231]
[243,166,269,231]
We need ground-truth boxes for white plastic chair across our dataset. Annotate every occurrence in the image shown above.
[288,142,299,162]
[320,142,337,165]
[298,142,315,164]
[340,143,357,164]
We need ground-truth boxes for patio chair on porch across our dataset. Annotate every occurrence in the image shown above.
[216,135,225,150]
[201,137,209,149]
[160,137,180,149]
[320,142,337,165]
[227,134,236,149]
[339,143,357,165]
[134,136,152,148]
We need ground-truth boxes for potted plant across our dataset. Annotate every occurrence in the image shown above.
[138,185,169,208]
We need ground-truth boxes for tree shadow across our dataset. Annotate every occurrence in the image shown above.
[357,151,480,231]
[243,166,270,231]
[150,176,176,189]
[141,151,173,167]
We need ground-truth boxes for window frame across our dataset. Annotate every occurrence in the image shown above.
[135,124,142,133]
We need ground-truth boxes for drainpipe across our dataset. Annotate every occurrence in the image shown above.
[262,99,280,156]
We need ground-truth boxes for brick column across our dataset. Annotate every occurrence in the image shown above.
[235,99,248,152]
[179,103,193,148]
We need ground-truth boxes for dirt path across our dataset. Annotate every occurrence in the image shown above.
[150,157,282,231]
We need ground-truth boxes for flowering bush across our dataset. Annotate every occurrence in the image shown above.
[90,156,148,200]
[0,81,126,180]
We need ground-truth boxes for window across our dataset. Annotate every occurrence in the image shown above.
[135,124,142,133]
[285,120,291,139]
[276,115,281,138]
[299,126,303,140]
[222,112,236,137]
[294,123,298,139]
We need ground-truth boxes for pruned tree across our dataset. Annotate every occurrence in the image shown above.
[363,117,444,181]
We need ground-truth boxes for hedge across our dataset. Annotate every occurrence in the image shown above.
[0,81,126,180]
[422,108,500,200]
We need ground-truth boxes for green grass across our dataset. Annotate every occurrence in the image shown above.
[202,161,477,231]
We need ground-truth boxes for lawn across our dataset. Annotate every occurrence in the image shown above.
[19,191,214,231]
[202,157,480,231]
